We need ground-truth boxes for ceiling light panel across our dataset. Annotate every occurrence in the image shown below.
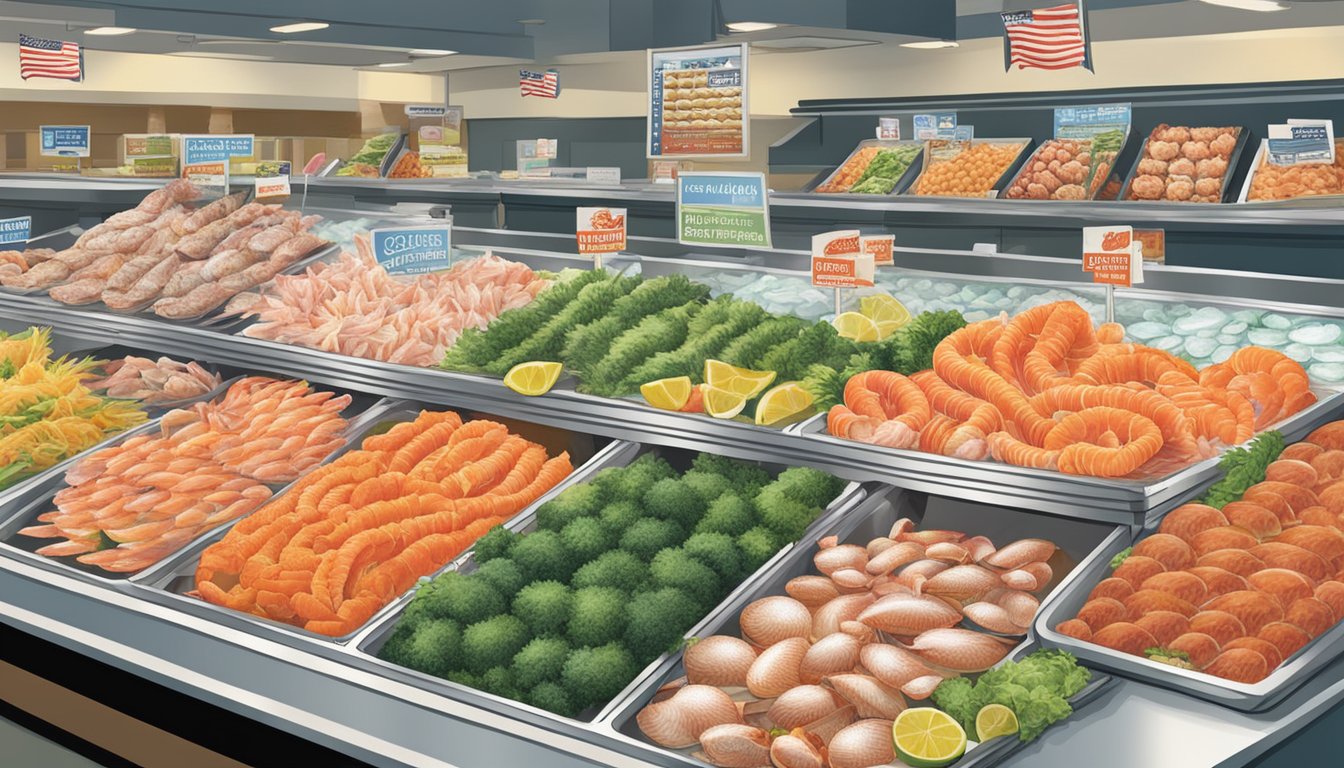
[270,21,330,33]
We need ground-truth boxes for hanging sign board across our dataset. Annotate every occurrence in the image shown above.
[371,225,453,275]
[676,172,770,248]
[861,234,895,267]
[0,216,31,246]
[576,207,627,256]
[811,230,874,288]
[181,134,254,165]
[1082,225,1142,287]
[40,125,90,157]
[648,42,748,159]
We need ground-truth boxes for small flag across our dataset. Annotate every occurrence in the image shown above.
[19,33,84,82]
[520,69,559,98]
[1001,2,1092,72]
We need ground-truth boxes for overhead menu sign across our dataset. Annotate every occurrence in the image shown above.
[0,216,31,246]
[648,42,748,159]
[371,225,453,275]
[40,125,89,157]
[676,171,770,248]
[181,134,255,165]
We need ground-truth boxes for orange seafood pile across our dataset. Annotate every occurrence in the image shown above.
[827,301,1316,478]
[1126,125,1239,203]
[1058,419,1344,683]
[20,377,351,573]
[913,141,1025,197]
[815,147,880,193]
[1247,139,1344,202]
[194,410,573,636]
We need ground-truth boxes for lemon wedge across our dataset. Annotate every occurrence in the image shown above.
[503,361,563,396]
[975,703,1019,742]
[832,311,881,342]
[640,376,694,411]
[702,385,748,420]
[860,293,912,326]
[754,382,815,427]
[703,359,777,399]
[893,708,967,768]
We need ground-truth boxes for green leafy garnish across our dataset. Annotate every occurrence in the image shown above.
[931,649,1091,743]
[1109,547,1132,571]
[1144,647,1190,662]
[1201,431,1286,509]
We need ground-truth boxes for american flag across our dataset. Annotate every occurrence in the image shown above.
[1001,3,1091,72]
[520,69,558,98]
[19,33,84,81]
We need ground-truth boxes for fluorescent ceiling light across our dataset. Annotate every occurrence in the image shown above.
[376,61,410,68]
[726,21,778,32]
[270,21,329,33]
[410,49,456,56]
[84,27,136,36]
[901,40,959,49]
[1197,0,1287,10]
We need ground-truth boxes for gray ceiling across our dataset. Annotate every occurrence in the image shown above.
[2,0,1341,71]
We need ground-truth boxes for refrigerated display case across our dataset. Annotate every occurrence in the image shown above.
[0,170,1341,768]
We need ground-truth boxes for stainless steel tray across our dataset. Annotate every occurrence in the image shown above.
[905,138,1033,199]
[346,442,865,735]
[1035,508,1344,712]
[602,481,1126,766]
[0,379,388,589]
[790,386,1344,525]
[809,139,926,196]
[131,400,620,645]
[1119,125,1249,204]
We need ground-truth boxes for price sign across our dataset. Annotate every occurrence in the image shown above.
[576,207,627,257]
[811,230,874,288]
[371,225,453,275]
[676,172,771,248]
[254,175,292,202]
[861,234,894,267]
[0,216,31,246]
[181,134,255,165]
[1082,225,1142,287]
[40,125,90,157]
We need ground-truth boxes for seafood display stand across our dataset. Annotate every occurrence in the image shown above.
[0,197,1343,768]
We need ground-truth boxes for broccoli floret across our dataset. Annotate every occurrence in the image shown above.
[479,666,521,699]
[582,303,700,397]
[398,619,462,678]
[586,465,626,501]
[683,532,746,584]
[603,454,677,502]
[536,484,604,532]
[560,517,616,565]
[598,500,642,536]
[462,615,530,674]
[376,619,418,666]
[472,525,520,564]
[513,636,571,690]
[690,454,773,494]
[473,558,525,597]
[718,316,807,370]
[445,670,482,689]
[493,275,640,374]
[643,478,708,531]
[650,548,721,609]
[528,681,580,718]
[416,572,506,626]
[510,530,578,584]
[801,364,848,411]
[624,588,703,665]
[619,518,686,560]
[737,526,781,571]
[681,470,732,504]
[443,270,606,372]
[571,549,649,593]
[759,466,844,511]
[759,498,818,543]
[621,298,769,390]
[561,643,638,711]
[694,493,755,537]
[567,587,626,647]
[512,580,574,637]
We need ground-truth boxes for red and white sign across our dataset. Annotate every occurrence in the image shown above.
[861,234,895,267]
[811,229,874,288]
[1082,225,1142,287]
[255,175,292,201]
[576,207,627,255]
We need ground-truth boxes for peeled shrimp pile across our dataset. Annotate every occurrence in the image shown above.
[88,355,222,405]
[194,410,573,636]
[1126,124,1240,203]
[1247,139,1344,202]
[2,180,330,320]
[0,248,55,281]
[827,301,1316,478]
[234,246,547,367]
[19,377,351,573]
[637,520,1059,766]
[1059,419,1344,683]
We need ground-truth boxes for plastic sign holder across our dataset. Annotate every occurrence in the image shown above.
[1082,225,1143,322]
[370,224,454,276]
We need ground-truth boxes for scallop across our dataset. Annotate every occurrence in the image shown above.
[636,685,742,748]
[996,589,1042,628]
[858,592,962,635]
[859,643,936,688]
[684,635,757,687]
[983,538,1058,570]
[865,541,925,576]
[698,724,771,768]
[839,620,877,643]
[824,674,907,720]
[786,575,841,608]
[768,685,842,729]
[813,593,875,638]
[769,730,825,768]
[832,568,871,589]
[799,632,863,683]
[828,719,897,768]
[746,636,809,697]
[866,537,898,558]
[815,544,867,575]
[962,601,1028,635]
[904,628,1012,672]
[925,542,971,564]
[740,596,812,647]
[963,535,997,563]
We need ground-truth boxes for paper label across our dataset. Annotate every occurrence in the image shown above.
[536,138,558,159]
[254,175,291,201]
[576,207,627,255]
[877,117,900,140]
[405,105,447,118]
[1134,229,1165,263]
[1053,103,1132,140]
[914,113,957,141]
[1082,225,1142,287]
[181,134,255,165]
[648,43,748,158]
[371,226,453,275]
[0,216,31,246]
[124,134,174,157]
[182,162,228,194]
[677,172,771,248]
[811,230,874,288]
[861,234,895,267]
[587,167,622,184]
[1268,121,1335,165]
[40,125,90,158]
[652,160,679,183]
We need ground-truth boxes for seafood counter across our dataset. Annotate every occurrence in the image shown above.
[0,188,1342,768]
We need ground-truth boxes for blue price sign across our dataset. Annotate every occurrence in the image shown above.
[676,171,771,248]
[181,134,255,165]
[0,216,31,246]
[370,226,453,275]
[39,125,90,157]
